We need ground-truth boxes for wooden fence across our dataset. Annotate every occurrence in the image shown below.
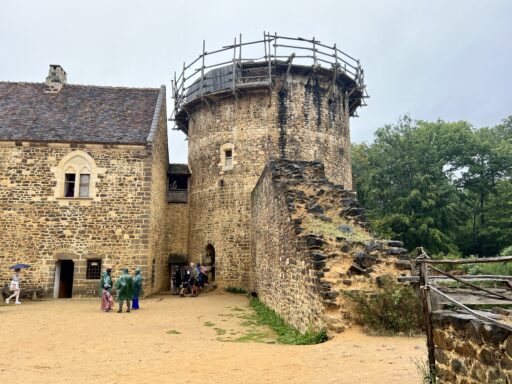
[412,248,512,382]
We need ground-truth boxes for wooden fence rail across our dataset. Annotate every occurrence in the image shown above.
[415,247,512,383]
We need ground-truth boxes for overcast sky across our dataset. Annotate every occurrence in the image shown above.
[1,0,510,163]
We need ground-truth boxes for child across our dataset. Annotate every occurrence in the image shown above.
[102,283,114,312]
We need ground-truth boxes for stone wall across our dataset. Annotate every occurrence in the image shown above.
[166,203,189,258]
[0,134,168,297]
[251,160,410,333]
[432,310,512,384]
[187,66,351,288]
[146,97,170,293]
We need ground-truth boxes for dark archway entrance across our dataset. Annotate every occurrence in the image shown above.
[205,244,216,282]
[58,260,74,298]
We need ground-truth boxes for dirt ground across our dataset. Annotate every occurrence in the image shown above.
[0,291,426,384]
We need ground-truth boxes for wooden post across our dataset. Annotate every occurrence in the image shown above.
[200,40,205,98]
[418,249,436,383]
[232,37,237,94]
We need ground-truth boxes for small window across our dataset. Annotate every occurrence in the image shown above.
[225,150,233,168]
[79,174,90,197]
[86,259,102,279]
[64,174,76,197]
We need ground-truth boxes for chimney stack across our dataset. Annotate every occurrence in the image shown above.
[45,64,67,93]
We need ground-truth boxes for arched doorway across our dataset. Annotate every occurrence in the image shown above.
[205,244,215,282]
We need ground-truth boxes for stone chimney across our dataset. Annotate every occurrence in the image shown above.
[45,64,67,93]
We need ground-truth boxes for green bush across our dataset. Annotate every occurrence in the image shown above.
[344,275,423,335]
[249,298,327,345]
[225,287,248,294]
[500,245,512,256]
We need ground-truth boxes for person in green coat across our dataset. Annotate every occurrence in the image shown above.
[114,268,134,313]
[132,267,143,310]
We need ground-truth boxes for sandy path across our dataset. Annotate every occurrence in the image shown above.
[0,291,426,384]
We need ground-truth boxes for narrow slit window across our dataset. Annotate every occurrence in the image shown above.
[79,174,90,197]
[64,173,76,197]
[225,149,233,168]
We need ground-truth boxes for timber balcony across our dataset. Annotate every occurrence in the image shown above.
[167,189,188,203]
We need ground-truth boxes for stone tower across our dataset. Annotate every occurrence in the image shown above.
[172,34,367,288]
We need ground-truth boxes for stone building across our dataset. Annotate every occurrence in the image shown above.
[1,37,408,334]
[0,65,169,298]
[166,35,410,332]
[173,35,366,288]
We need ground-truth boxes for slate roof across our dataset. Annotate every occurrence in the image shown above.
[168,163,191,175]
[0,82,164,144]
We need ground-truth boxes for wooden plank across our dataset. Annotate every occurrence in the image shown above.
[416,256,512,265]
[398,275,512,282]
[430,286,512,332]
[429,265,512,302]
[433,287,512,305]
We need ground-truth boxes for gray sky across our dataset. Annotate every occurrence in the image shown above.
[1,0,511,163]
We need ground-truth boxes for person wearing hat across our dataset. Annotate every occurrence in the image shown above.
[132,267,143,310]
[99,267,114,312]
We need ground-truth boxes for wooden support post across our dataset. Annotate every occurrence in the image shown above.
[418,249,436,383]
[200,40,205,99]
[232,37,237,98]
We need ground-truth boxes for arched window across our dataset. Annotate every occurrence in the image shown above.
[55,151,97,199]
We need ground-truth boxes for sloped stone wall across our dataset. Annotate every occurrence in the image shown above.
[251,159,409,333]
[432,310,512,384]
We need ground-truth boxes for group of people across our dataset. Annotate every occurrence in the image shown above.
[99,267,143,313]
[172,262,209,297]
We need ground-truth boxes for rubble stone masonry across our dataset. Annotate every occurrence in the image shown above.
[187,67,351,288]
[0,112,169,297]
[432,310,512,384]
[251,160,410,334]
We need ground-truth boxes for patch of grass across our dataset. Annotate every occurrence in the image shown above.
[302,215,372,242]
[213,327,226,336]
[225,287,248,294]
[203,321,215,327]
[343,275,423,335]
[249,298,327,345]
[232,330,269,343]
[166,329,181,335]
[414,359,436,384]
[230,306,245,312]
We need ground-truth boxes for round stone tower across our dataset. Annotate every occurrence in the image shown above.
[172,34,367,288]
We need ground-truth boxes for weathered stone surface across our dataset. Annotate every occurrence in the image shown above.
[353,251,378,269]
[387,240,404,248]
[433,310,512,384]
[394,260,411,270]
[0,101,170,298]
[451,358,467,375]
[480,322,509,345]
[386,247,409,255]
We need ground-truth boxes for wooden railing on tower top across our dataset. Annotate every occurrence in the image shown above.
[170,32,369,134]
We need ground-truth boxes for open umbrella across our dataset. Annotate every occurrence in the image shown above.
[10,263,30,269]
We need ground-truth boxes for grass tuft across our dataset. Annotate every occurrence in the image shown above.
[225,287,248,294]
[166,329,181,335]
[249,298,327,345]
